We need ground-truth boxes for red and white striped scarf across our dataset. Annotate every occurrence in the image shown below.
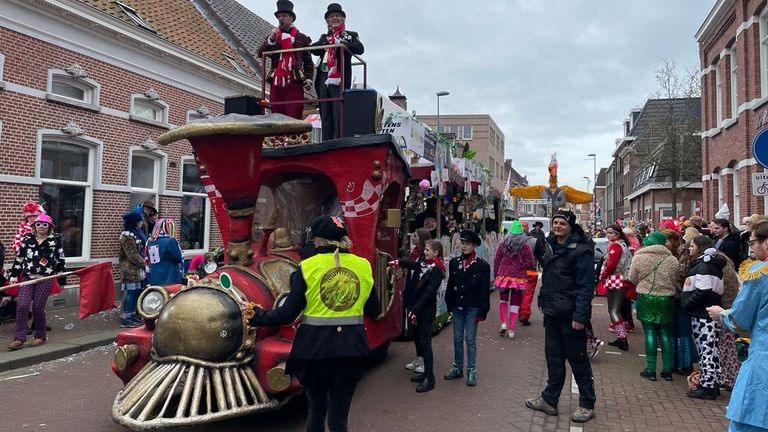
[272,26,298,88]
[324,23,345,86]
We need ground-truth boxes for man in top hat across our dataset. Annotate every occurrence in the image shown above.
[526,210,596,423]
[311,3,364,141]
[259,0,314,120]
[443,229,490,386]
[249,215,380,431]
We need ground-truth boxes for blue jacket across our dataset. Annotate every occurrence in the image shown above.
[146,236,183,285]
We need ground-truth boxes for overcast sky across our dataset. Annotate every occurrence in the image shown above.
[241,0,714,189]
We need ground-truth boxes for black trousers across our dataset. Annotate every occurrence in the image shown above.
[414,318,435,380]
[301,358,363,432]
[541,315,596,410]
[315,71,342,141]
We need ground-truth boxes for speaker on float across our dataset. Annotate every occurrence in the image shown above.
[224,95,263,115]
[343,89,377,137]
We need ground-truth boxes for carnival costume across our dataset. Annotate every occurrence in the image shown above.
[119,207,147,327]
[598,224,634,351]
[7,201,62,298]
[493,221,534,338]
[718,259,768,431]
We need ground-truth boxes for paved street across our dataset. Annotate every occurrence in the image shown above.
[0,293,729,432]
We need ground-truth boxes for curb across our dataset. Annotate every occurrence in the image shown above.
[0,329,117,372]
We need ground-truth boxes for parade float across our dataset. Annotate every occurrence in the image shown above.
[508,153,593,213]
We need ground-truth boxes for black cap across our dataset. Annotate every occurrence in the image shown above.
[275,0,296,20]
[310,215,348,240]
[324,3,346,19]
[552,210,577,229]
[533,221,544,228]
[459,230,481,246]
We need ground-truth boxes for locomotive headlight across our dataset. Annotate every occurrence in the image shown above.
[137,286,169,320]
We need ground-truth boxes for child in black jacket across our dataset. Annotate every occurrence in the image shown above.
[391,239,445,393]
[681,236,724,400]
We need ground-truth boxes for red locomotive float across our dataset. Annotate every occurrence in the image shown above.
[110,112,409,429]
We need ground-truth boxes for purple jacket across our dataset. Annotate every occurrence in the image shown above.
[493,242,535,278]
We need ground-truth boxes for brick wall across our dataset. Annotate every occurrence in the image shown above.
[0,28,227,274]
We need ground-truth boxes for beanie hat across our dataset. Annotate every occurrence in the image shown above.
[510,220,524,235]
[552,210,577,229]
[310,215,348,241]
[122,207,144,228]
[642,231,667,246]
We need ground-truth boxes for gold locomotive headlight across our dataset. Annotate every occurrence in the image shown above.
[137,286,169,320]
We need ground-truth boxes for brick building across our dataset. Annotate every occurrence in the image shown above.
[697,0,768,224]
[0,0,270,305]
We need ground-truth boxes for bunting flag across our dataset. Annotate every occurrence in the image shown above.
[76,261,117,320]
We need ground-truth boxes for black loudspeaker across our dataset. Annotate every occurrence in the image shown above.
[343,89,377,137]
[224,95,263,115]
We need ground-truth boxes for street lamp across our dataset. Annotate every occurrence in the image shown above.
[435,91,450,238]
[586,153,597,228]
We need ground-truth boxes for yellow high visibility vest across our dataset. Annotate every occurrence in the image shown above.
[300,252,373,325]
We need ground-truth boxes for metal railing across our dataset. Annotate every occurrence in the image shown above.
[260,44,367,138]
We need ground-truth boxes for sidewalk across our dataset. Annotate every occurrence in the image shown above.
[0,305,119,372]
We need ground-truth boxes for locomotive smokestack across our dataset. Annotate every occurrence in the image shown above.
[158,114,312,265]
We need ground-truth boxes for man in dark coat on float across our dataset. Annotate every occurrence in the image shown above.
[311,3,364,141]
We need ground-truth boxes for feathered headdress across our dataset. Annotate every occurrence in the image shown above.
[22,200,45,217]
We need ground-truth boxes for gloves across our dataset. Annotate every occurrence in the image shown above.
[474,316,484,323]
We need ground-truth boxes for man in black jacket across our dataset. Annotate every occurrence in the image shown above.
[443,230,490,387]
[311,3,364,141]
[712,218,743,268]
[525,210,596,423]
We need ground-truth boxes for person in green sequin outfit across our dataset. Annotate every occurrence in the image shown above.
[628,231,681,381]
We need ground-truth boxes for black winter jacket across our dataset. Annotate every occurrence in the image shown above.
[310,30,364,89]
[445,254,491,320]
[681,254,725,319]
[716,231,743,269]
[398,259,444,320]
[538,232,595,324]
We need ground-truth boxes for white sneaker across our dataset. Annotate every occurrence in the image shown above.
[499,322,507,336]
[414,362,425,374]
[590,339,604,360]
[405,356,423,370]
[507,330,515,339]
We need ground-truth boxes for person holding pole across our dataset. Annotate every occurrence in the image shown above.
[7,214,66,350]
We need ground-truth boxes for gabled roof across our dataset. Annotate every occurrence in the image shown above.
[76,0,255,76]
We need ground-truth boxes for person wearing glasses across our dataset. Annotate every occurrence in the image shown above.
[7,214,65,350]
[707,220,768,432]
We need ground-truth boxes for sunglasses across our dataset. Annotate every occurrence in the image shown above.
[34,222,50,228]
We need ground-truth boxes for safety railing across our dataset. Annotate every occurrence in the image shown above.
[260,44,367,138]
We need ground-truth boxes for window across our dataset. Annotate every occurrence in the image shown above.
[733,171,740,225]
[715,60,723,125]
[46,69,100,110]
[186,109,210,123]
[659,207,673,220]
[463,125,473,140]
[223,53,245,74]
[448,125,459,136]
[129,152,160,210]
[0,52,5,89]
[40,140,93,259]
[130,94,169,127]
[115,1,156,33]
[180,159,208,251]
[761,9,768,98]
[717,173,724,208]
[729,48,738,119]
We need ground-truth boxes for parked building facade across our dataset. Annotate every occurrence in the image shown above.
[697,0,768,224]
[0,0,269,305]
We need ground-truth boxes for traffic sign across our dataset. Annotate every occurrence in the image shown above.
[752,127,768,168]
[752,172,768,196]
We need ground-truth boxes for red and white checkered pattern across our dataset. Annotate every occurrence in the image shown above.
[341,180,382,218]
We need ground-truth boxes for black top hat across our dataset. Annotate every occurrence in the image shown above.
[324,3,346,19]
[275,0,296,20]
[533,221,544,228]
[459,230,481,247]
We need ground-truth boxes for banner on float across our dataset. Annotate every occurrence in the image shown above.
[380,96,435,162]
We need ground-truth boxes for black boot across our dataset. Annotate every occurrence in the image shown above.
[660,371,673,382]
[687,386,718,400]
[640,369,657,381]
[410,373,426,383]
[415,377,435,393]
[608,338,629,351]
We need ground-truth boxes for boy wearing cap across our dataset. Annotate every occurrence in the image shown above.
[444,230,491,386]
[526,210,596,423]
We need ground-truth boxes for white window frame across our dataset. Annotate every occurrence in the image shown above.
[729,47,738,119]
[760,9,768,98]
[716,172,724,208]
[128,148,165,209]
[733,170,740,225]
[130,94,170,129]
[179,156,211,254]
[186,109,210,123]
[115,1,156,33]
[462,125,473,140]
[715,59,723,126]
[0,52,5,90]
[37,133,99,263]
[46,69,101,111]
